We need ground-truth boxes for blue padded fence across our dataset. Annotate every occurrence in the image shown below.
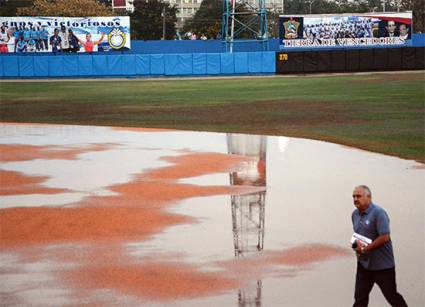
[0,51,276,78]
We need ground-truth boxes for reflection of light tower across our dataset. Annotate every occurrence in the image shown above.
[227,133,266,307]
[227,134,266,187]
[238,280,262,307]
[231,191,266,257]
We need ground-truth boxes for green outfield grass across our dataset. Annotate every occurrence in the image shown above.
[1,72,424,162]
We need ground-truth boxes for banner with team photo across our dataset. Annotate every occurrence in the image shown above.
[0,16,130,53]
[279,12,412,49]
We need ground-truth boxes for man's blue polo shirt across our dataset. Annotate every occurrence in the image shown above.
[352,203,395,270]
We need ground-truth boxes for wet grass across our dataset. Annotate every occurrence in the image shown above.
[1,72,424,162]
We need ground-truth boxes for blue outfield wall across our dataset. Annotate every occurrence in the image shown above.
[1,34,423,78]
[0,52,276,78]
[130,40,280,53]
[130,34,424,54]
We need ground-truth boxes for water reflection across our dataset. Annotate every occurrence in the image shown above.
[227,134,267,307]
[2,124,423,306]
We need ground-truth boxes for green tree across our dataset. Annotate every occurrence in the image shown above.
[283,0,344,15]
[0,0,33,16]
[183,0,222,39]
[184,0,261,39]
[267,10,280,38]
[401,0,424,33]
[17,0,113,16]
[130,0,177,40]
[97,0,112,5]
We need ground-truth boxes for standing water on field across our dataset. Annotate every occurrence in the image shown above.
[0,123,424,306]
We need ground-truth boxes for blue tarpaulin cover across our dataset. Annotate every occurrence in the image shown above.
[1,52,276,78]
[220,53,235,74]
[48,56,64,77]
[234,52,249,73]
[121,54,137,76]
[3,56,19,77]
[62,56,79,77]
[150,54,165,75]
[192,53,207,75]
[135,55,150,75]
[206,53,220,75]
[108,55,123,76]
[19,56,34,77]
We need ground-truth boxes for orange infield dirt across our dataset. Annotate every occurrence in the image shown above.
[66,244,349,302]
[69,260,239,301]
[0,143,113,162]
[145,152,252,181]
[1,141,349,302]
[221,244,350,275]
[0,151,258,248]
[0,170,69,196]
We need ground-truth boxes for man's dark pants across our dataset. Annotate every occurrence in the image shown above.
[354,262,407,307]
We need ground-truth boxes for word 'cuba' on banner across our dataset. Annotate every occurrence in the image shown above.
[0,16,130,54]
[278,12,413,49]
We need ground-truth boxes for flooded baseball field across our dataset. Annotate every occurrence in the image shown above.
[0,123,424,306]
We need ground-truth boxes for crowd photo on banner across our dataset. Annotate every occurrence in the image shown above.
[279,12,413,48]
[0,16,130,54]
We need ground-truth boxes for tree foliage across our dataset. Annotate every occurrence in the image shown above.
[183,0,222,38]
[17,0,114,17]
[401,0,425,33]
[183,0,258,39]
[0,0,33,16]
[130,0,177,40]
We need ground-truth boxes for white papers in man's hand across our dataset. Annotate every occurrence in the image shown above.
[350,232,372,246]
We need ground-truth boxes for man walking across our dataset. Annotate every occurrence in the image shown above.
[351,185,407,307]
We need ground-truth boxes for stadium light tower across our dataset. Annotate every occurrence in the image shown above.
[395,0,401,12]
[380,0,386,12]
[222,0,269,53]
[307,0,315,14]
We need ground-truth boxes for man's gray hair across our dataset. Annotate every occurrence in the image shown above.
[357,185,372,197]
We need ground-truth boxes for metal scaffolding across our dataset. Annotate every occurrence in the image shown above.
[227,133,267,306]
[231,191,266,257]
[222,0,269,52]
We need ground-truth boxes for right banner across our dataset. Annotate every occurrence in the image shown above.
[279,12,413,49]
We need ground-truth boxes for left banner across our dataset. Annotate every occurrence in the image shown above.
[0,16,130,53]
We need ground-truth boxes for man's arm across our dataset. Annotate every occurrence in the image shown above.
[356,234,390,254]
